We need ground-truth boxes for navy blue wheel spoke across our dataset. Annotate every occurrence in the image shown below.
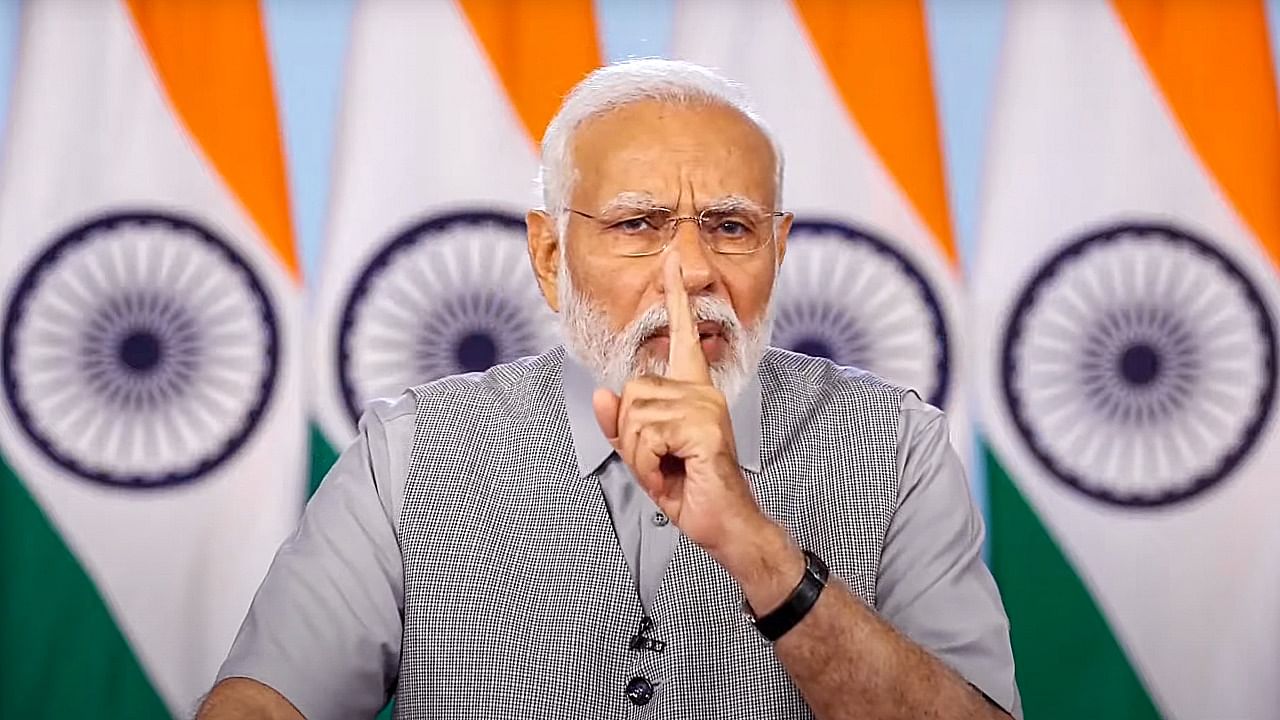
[157,245,193,293]
[29,300,84,331]
[1063,265,1101,314]
[51,281,97,320]
[369,293,422,327]
[1154,254,1186,308]
[1000,223,1277,507]
[772,221,951,408]
[863,312,927,341]
[1051,285,1094,327]
[197,369,253,400]
[382,280,426,317]
[52,391,100,438]
[336,210,559,425]
[1,211,279,487]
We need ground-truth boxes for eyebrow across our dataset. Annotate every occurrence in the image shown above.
[595,192,770,216]
[596,192,662,216]
[698,195,770,215]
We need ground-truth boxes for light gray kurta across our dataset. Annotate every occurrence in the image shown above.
[220,351,1020,718]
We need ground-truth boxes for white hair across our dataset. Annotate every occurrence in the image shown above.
[538,58,784,227]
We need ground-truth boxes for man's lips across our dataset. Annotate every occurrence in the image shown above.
[641,321,729,363]
[648,320,726,340]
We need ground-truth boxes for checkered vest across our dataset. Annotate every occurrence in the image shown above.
[395,346,905,719]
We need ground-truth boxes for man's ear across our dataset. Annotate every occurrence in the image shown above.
[527,209,562,312]
[774,212,792,267]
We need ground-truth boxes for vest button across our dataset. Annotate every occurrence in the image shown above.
[625,676,654,706]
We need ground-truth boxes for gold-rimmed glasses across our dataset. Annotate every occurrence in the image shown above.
[568,205,789,257]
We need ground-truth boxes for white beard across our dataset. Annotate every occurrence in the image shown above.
[557,257,772,401]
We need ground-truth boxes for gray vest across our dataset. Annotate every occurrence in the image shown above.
[394,347,905,719]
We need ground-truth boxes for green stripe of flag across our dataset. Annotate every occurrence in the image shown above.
[0,452,171,719]
[309,421,340,497]
[986,444,1162,720]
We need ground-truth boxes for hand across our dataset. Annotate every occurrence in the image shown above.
[591,250,772,560]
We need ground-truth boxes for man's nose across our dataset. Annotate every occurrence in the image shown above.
[668,218,716,295]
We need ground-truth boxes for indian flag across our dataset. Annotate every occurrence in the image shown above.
[671,0,968,458]
[0,1,305,717]
[975,1,1280,718]
[309,0,600,474]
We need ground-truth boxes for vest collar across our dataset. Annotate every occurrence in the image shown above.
[561,352,763,478]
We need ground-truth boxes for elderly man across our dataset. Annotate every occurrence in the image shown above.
[199,59,1020,719]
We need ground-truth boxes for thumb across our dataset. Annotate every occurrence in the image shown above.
[591,387,621,449]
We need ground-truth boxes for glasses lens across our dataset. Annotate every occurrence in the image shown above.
[599,209,670,256]
[701,210,768,254]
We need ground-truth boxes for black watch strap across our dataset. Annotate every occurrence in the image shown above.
[747,550,830,642]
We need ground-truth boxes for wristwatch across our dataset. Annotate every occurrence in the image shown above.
[745,549,830,642]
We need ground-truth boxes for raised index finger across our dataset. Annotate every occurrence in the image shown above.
[663,249,712,384]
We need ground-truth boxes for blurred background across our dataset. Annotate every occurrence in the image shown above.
[1,0,1278,718]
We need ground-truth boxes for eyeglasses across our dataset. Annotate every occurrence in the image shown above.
[568,206,789,257]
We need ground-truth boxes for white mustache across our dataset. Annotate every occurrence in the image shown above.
[626,296,742,350]
[557,260,771,399]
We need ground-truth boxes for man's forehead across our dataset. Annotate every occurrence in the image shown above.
[568,101,778,205]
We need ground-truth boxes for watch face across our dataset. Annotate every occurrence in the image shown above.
[801,550,831,590]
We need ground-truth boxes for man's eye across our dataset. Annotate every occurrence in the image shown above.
[612,217,654,233]
[715,220,750,236]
